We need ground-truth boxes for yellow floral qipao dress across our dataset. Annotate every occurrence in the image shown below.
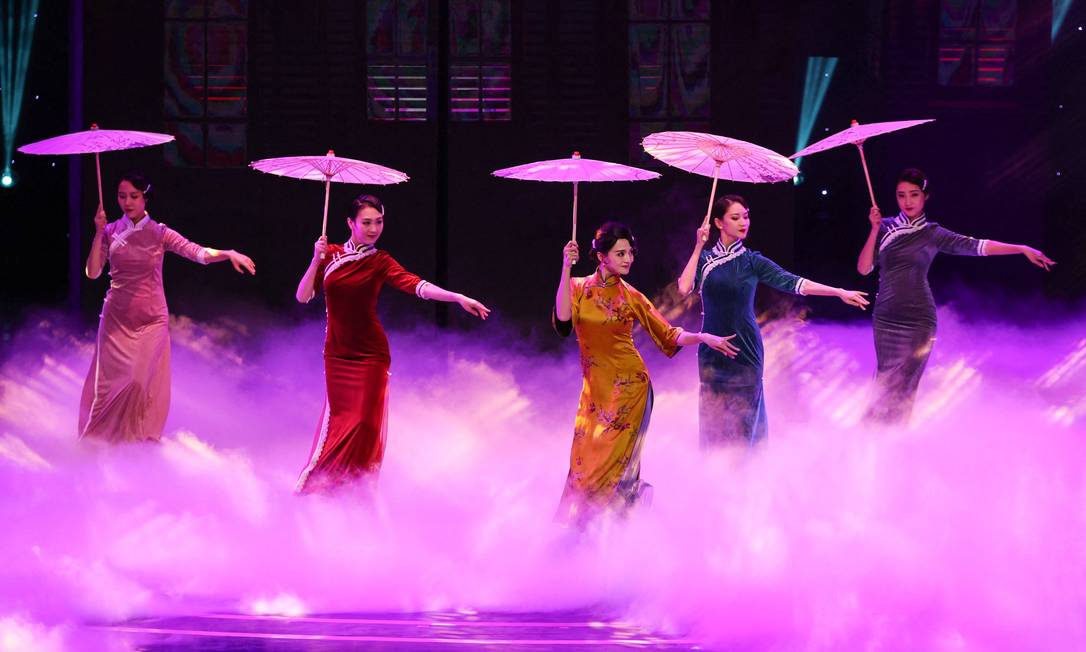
[553,269,683,524]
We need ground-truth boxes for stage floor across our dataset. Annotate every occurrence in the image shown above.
[95,609,704,651]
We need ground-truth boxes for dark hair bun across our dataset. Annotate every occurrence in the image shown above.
[350,193,384,219]
[897,168,929,193]
[713,194,748,216]
[119,169,152,195]
[591,221,637,258]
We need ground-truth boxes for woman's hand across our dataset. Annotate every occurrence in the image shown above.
[695,224,710,247]
[836,288,869,310]
[562,241,579,268]
[227,250,256,274]
[1021,247,1056,271]
[699,332,741,358]
[868,206,882,230]
[93,204,107,233]
[458,295,491,320]
[313,235,328,261]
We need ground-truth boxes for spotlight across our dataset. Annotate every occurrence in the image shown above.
[820,189,828,196]
[1,173,13,188]
[793,56,839,178]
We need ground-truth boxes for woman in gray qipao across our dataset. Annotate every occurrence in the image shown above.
[856,168,1056,424]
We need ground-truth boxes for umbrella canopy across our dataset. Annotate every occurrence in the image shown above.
[790,118,934,159]
[249,150,409,249]
[641,131,797,227]
[492,152,659,241]
[17,124,175,207]
[249,151,409,185]
[492,152,659,183]
[790,119,935,206]
[18,125,174,156]
[641,131,798,184]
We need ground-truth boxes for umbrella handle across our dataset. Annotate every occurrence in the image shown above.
[571,181,579,243]
[855,143,877,208]
[95,151,103,210]
[320,176,330,260]
[702,162,722,229]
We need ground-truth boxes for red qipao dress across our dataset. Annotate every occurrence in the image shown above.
[295,241,429,493]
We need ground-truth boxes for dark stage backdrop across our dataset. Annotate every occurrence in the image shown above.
[2,0,1083,342]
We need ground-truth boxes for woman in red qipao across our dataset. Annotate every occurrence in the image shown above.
[294,194,490,493]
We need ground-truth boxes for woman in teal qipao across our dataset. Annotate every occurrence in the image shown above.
[677,195,869,447]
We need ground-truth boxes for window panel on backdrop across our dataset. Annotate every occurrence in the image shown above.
[365,0,511,122]
[628,0,710,162]
[163,0,248,167]
[938,0,1015,86]
[367,0,429,121]
[450,0,511,121]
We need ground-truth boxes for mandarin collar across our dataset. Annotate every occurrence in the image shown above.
[120,213,151,231]
[593,266,621,287]
[344,239,375,254]
[896,211,927,227]
[712,238,745,256]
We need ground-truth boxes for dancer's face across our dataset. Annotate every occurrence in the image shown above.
[347,206,384,246]
[895,181,928,219]
[714,201,750,243]
[116,180,147,221]
[597,238,634,277]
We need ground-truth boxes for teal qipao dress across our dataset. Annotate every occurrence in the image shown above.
[693,239,809,447]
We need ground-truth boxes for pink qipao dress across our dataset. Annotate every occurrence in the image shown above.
[79,214,210,442]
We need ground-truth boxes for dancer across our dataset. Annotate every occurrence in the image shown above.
[553,221,739,525]
[857,168,1055,423]
[80,171,256,442]
[295,194,490,493]
[677,195,869,447]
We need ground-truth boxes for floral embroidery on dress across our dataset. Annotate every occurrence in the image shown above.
[556,269,681,526]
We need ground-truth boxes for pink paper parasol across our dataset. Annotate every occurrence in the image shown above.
[790,119,935,206]
[641,131,798,228]
[492,152,660,241]
[18,124,175,208]
[249,150,409,258]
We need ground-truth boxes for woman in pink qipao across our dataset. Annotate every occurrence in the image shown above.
[80,170,256,443]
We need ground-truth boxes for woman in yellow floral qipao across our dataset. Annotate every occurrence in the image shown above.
[553,222,740,524]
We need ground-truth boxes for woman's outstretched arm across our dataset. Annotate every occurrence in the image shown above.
[982,241,1056,271]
